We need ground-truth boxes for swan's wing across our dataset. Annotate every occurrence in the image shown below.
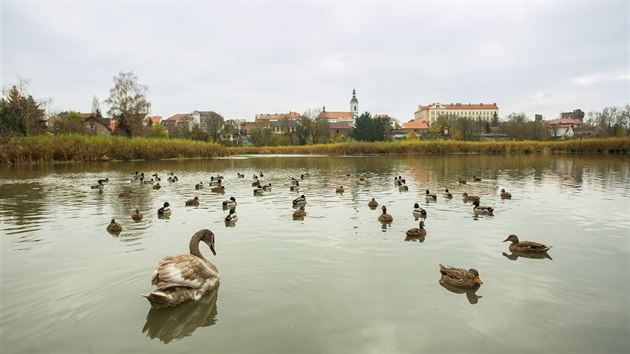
[152,255,218,289]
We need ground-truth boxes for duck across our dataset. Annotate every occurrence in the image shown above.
[224,208,238,223]
[262,183,272,191]
[143,178,155,185]
[142,229,220,308]
[158,202,171,216]
[252,180,261,187]
[412,203,427,218]
[472,200,494,215]
[119,190,134,198]
[90,181,105,190]
[439,264,482,289]
[292,206,306,219]
[237,173,245,178]
[290,183,300,192]
[425,189,437,201]
[336,186,344,193]
[472,175,482,182]
[443,188,453,198]
[462,192,480,202]
[97,178,109,184]
[293,195,306,206]
[132,209,143,221]
[253,186,264,195]
[406,220,426,238]
[378,206,393,223]
[195,182,203,190]
[503,234,552,253]
[167,175,178,183]
[152,183,161,190]
[368,198,379,208]
[210,185,225,193]
[290,178,299,186]
[209,177,222,186]
[185,197,200,206]
[222,197,237,209]
[398,183,409,191]
[107,219,122,233]
[458,178,467,184]
[500,189,512,199]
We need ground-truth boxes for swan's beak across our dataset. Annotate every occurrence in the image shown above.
[210,244,216,255]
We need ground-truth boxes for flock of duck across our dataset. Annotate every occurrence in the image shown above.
[97,171,552,308]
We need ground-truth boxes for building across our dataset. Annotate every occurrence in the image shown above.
[143,115,162,126]
[254,111,302,135]
[191,110,224,135]
[319,89,360,123]
[84,115,115,135]
[546,118,583,139]
[415,102,499,126]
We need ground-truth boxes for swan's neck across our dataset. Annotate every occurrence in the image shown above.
[189,232,206,260]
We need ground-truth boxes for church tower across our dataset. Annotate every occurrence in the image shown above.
[350,88,359,119]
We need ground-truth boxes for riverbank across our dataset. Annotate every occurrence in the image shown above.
[1,134,628,163]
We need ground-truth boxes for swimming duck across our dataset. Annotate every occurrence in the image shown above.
[368,198,379,208]
[91,181,105,190]
[119,190,134,198]
[97,178,109,184]
[222,197,237,209]
[378,206,393,223]
[252,180,261,187]
[107,219,122,233]
[472,175,482,182]
[224,208,238,223]
[262,183,272,191]
[398,183,409,191]
[158,202,171,216]
[209,177,222,186]
[167,175,178,183]
[237,173,244,178]
[290,183,300,192]
[210,185,225,193]
[195,182,203,190]
[253,186,264,195]
[443,188,453,198]
[336,186,344,193]
[439,264,482,289]
[152,183,161,190]
[458,178,467,184]
[503,234,552,253]
[143,178,155,185]
[142,229,220,308]
[185,197,200,206]
[500,189,512,199]
[132,209,143,221]
[412,203,427,218]
[293,195,306,206]
[425,189,437,201]
[462,192,480,202]
[406,220,426,238]
[292,206,306,219]
[472,200,493,215]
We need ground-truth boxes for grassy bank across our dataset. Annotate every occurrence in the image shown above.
[229,138,630,156]
[0,134,227,163]
[1,135,628,164]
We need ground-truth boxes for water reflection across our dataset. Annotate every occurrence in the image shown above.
[404,234,425,242]
[142,285,219,343]
[439,282,483,304]
[502,251,553,261]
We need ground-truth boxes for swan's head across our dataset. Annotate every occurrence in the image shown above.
[197,229,216,255]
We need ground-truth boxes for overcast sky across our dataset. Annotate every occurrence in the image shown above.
[2,0,628,122]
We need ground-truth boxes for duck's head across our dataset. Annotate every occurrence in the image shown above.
[501,188,506,192]
[462,192,468,196]
[134,209,140,213]
[163,202,170,207]
[110,219,116,223]
[472,200,480,207]
[300,195,306,199]
[194,197,199,201]
[445,188,450,192]
[503,234,519,243]
[413,203,420,208]
[230,196,236,202]
[425,190,430,194]
[419,220,425,228]
[381,205,387,213]
[469,268,483,284]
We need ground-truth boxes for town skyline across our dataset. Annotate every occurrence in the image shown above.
[3,1,628,122]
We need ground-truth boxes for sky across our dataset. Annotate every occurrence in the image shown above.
[2,0,628,122]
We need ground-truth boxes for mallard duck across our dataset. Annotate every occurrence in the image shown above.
[142,229,220,308]
[132,209,143,221]
[262,183,272,191]
[425,189,437,201]
[378,206,393,223]
[195,182,203,190]
[291,178,299,186]
[406,220,426,238]
[143,178,155,185]
[152,183,161,190]
[500,189,512,199]
[185,197,200,206]
[252,180,261,187]
[222,197,237,209]
[91,181,105,190]
[336,186,344,193]
[368,198,379,208]
[293,195,306,206]
[237,173,244,178]
[412,203,427,218]
[209,178,221,186]
[443,188,453,198]
[472,200,493,215]
[472,175,482,182]
[503,234,552,253]
[462,192,480,202]
[398,183,409,191]
[210,185,225,193]
[290,184,300,192]
[458,178,467,184]
[97,178,109,184]
[167,175,178,183]
[439,264,482,289]
[224,208,238,223]
[107,219,122,233]
[253,186,264,195]
[158,202,171,216]
[292,206,306,219]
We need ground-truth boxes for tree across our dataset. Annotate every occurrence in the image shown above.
[491,112,499,127]
[91,96,100,115]
[104,71,150,137]
[149,124,168,139]
[249,123,273,146]
[113,113,132,138]
[52,111,87,135]
[0,80,47,137]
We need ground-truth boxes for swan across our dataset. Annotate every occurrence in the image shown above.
[142,229,220,308]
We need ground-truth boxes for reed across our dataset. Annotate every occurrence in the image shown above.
[0,134,227,163]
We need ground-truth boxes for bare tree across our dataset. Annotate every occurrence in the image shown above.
[104,71,150,137]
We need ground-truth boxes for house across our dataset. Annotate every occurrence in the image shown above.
[547,118,582,139]
[415,102,499,126]
[319,109,353,123]
[144,115,162,126]
[398,120,429,139]
[84,114,115,135]
[162,113,193,132]
[255,111,302,135]
[329,121,352,139]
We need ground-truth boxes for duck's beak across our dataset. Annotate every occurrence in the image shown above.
[502,238,509,242]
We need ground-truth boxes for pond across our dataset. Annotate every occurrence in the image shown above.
[1,155,629,353]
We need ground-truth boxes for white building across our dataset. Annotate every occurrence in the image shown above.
[415,102,499,126]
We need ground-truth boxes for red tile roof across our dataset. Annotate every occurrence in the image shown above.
[403,120,428,129]
[166,114,190,121]
[145,115,162,124]
[547,118,582,125]
[417,103,498,111]
[320,111,353,119]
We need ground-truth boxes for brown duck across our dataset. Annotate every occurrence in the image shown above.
[439,264,482,289]
[503,234,551,253]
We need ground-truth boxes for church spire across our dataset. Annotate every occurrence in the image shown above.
[350,88,358,119]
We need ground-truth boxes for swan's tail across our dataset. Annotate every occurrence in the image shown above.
[142,291,175,308]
